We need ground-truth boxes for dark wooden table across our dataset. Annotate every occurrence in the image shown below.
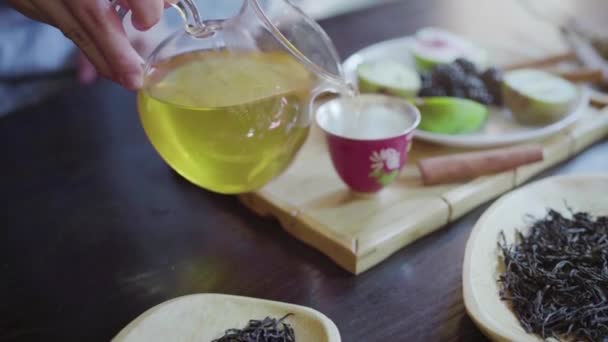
[1,0,606,341]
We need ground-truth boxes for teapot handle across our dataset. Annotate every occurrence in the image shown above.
[111,0,208,36]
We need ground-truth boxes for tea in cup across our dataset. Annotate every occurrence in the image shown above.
[316,94,421,194]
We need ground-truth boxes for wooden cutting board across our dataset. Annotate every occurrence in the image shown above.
[235,12,608,275]
[238,106,608,275]
[239,97,608,274]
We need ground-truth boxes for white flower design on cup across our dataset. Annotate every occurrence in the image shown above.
[382,148,401,170]
[369,148,401,186]
[370,148,400,172]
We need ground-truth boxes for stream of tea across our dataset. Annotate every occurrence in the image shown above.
[138,50,356,194]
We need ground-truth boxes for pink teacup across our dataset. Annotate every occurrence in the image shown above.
[316,94,421,194]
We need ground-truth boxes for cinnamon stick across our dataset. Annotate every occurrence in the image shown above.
[417,145,544,186]
[557,68,605,84]
[503,52,577,71]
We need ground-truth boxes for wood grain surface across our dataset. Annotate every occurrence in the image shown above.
[1,0,607,341]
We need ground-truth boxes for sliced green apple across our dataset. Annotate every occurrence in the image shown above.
[502,69,578,126]
[410,27,489,72]
[416,97,489,134]
[357,60,421,98]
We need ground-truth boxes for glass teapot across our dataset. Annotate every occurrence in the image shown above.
[113,0,349,194]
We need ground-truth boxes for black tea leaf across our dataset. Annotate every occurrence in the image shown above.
[498,209,608,341]
[212,313,296,342]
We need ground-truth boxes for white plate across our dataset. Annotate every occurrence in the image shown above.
[343,37,590,148]
[462,174,608,341]
[113,294,341,342]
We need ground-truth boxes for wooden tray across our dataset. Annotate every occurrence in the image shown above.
[238,106,608,275]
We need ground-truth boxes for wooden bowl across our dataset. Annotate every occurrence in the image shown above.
[462,174,608,341]
[113,294,341,342]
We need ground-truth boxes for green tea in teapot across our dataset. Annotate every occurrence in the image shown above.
[138,51,314,194]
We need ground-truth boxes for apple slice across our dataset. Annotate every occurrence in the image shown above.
[416,96,489,135]
[357,60,421,98]
[502,69,578,126]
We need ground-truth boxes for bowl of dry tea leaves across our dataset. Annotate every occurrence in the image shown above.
[112,294,341,342]
[463,174,608,342]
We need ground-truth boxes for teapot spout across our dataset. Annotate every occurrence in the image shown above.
[316,77,358,98]
[307,78,357,124]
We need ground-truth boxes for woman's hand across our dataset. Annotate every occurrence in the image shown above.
[8,0,166,90]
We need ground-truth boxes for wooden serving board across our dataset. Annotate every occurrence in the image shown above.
[238,106,608,275]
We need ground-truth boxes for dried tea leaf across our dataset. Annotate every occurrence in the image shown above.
[499,210,608,341]
[212,313,296,342]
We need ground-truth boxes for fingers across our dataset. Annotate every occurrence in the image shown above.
[125,14,171,59]
[77,52,98,85]
[25,0,164,90]
[64,0,145,89]
[30,0,114,81]
[7,0,51,24]
[125,0,164,31]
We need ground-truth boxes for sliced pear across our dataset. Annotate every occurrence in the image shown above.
[502,69,577,126]
[357,60,421,98]
[416,97,489,135]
